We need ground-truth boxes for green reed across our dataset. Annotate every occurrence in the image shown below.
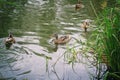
[91,6,120,80]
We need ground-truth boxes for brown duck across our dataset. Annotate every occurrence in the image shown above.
[81,20,90,32]
[75,1,84,10]
[5,34,15,49]
[5,34,15,43]
[52,34,71,44]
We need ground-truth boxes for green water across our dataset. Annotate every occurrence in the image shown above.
[0,0,105,80]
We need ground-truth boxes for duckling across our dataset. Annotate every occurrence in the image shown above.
[81,20,90,32]
[52,34,71,44]
[75,1,84,10]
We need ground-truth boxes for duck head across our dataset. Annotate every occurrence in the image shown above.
[52,33,58,39]
[78,1,82,4]
[9,34,13,38]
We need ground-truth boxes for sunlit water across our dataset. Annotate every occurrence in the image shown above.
[0,0,106,80]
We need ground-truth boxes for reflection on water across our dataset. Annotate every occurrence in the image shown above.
[0,0,106,80]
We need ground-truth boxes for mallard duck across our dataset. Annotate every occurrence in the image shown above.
[52,34,71,44]
[81,20,90,32]
[5,34,15,49]
[75,1,84,10]
[5,34,15,43]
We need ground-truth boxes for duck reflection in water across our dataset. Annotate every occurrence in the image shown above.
[53,44,58,52]
[5,33,16,49]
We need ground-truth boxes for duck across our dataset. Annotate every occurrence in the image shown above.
[5,34,15,49]
[52,34,71,44]
[75,1,84,10]
[81,20,90,32]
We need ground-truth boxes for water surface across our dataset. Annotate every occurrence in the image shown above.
[0,0,106,80]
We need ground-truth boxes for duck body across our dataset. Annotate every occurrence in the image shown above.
[52,34,71,44]
[75,1,84,10]
[81,20,90,32]
[5,37,15,44]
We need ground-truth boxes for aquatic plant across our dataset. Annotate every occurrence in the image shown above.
[90,1,120,79]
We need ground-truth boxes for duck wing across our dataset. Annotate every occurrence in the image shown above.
[59,36,68,41]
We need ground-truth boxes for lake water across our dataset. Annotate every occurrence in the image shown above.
[0,0,106,80]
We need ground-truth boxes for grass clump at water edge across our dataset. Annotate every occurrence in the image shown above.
[90,6,120,80]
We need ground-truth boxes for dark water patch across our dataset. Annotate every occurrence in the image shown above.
[22,46,52,60]
[0,0,28,37]
[17,70,31,76]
